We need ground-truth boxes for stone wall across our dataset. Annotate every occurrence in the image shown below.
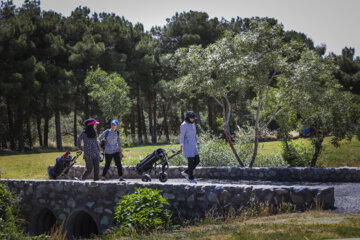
[56,165,360,182]
[0,179,334,237]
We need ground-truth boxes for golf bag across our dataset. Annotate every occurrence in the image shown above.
[48,150,82,179]
[135,148,179,182]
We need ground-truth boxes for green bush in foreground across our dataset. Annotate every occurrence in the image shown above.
[0,183,31,240]
[106,188,172,237]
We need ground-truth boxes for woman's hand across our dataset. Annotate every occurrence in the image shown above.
[178,146,183,154]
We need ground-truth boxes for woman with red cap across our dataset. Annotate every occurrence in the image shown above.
[76,118,101,181]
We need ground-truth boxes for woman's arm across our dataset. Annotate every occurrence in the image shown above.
[98,130,107,141]
[117,132,123,157]
[179,124,186,153]
[76,131,84,152]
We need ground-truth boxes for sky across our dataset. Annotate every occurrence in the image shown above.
[12,0,360,56]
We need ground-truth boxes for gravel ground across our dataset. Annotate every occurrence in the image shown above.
[100,178,360,213]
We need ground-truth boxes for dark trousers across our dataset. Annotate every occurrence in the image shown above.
[102,152,123,177]
[82,157,100,181]
[185,155,200,180]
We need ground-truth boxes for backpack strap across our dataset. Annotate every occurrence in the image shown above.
[105,129,110,139]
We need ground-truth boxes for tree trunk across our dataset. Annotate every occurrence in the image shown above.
[224,127,244,167]
[44,116,49,148]
[6,100,16,150]
[250,133,260,167]
[84,87,89,119]
[55,110,63,151]
[221,96,244,167]
[36,114,43,147]
[136,86,143,143]
[192,98,201,122]
[1,136,7,149]
[73,107,77,146]
[311,133,324,167]
[131,102,136,140]
[163,104,170,142]
[249,89,263,168]
[141,107,148,144]
[26,118,33,149]
[17,107,25,152]
[208,98,213,131]
[181,105,185,123]
[152,93,157,144]
[43,92,49,148]
[148,100,153,144]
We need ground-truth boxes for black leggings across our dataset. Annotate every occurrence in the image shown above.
[185,155,200,180]
[102,152,123,177]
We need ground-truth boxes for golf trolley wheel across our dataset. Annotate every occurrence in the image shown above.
[142,174,151,182]
[159,172,168,182]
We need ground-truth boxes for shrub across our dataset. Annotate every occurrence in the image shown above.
[280,139,313,166]
[198,132,239,166]
[0,183,13,221]
[0,183,29,240]
[110,188,172,236]
[255,152,289,167]
[197,130,288,167]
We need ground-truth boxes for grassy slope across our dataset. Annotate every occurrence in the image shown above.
[0,138,359,179]
[124,211,360,240]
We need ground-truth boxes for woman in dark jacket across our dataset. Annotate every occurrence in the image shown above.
[76,118,101,181]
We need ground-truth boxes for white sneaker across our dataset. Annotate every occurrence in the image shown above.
[181,171,190,181]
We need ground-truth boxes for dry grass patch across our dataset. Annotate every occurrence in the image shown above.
[123,211,360,240]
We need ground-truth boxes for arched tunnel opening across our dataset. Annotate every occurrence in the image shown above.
[30,208,57,235]
[66,210,99,239]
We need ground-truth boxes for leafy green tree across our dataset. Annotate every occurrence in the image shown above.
[233,20,334,167]
[153,11,225,53]
[333,47,360,95]
[35,8,72,150]
[174,34,247,166]
[64,7,106,143]
[85,67,131,123]
[296,79,359,166]
[0,0,41,152]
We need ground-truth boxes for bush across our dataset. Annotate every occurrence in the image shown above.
[280,139,313,166]
[0,183,30,240]
[0,183,13,221]
[255,152,289,167]
[198,132,239,166]
[197,130,288,167]
[109,188,172,236]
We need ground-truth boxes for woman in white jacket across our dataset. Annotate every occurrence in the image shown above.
[179,111,200,184]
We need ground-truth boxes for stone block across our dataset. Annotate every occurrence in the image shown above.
[100,216,109,225]
[207,192,218,203]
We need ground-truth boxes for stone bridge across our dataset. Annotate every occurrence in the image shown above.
[1,177,334,239]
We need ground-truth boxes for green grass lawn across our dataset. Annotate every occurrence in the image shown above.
[0,137,359,179]
[0,144,177,179]
[122,211,360,240]
[258,137,360,167]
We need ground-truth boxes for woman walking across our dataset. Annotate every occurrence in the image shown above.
[99,120,124,181]
[76,118,101,181]
[179,111,200,184]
